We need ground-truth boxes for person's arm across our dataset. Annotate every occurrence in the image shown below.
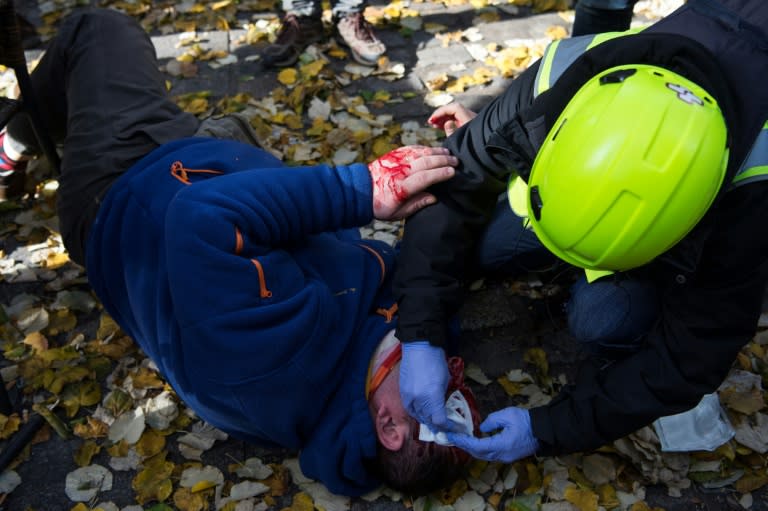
[161,148,455,357]
[394,61,540,348]
[451,183,768,459]
[531,185,768,453]
[394,63,540,431]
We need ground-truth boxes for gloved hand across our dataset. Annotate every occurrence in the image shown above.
[400,340,462,432]
[368,146,456,221]
[446,406,539,463]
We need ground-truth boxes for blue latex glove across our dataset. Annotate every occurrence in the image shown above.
[400,340,461,432]
[446,407,539,463]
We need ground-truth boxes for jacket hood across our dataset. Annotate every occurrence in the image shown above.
[298,323,383,496]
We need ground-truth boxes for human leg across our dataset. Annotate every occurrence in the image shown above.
[566,274,659,357]
[194,113,265,148]
[571,0,639,36]
[7,8,199,264]
[0,130,30,200]
[475,195,558,276]
[282,0,322,16]
[332,0,385,66]
[262,0,325,68]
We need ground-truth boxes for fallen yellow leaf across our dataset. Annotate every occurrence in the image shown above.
[131,366,166,389]
[0,413,20,439]
[497,376,525,396]
[300,59,325,78]
[73,416,109,440]
[328,47,348,59]
[278,68,298,85]
[545,25,568,40]
[44,251,69,269]
[74,440,101,467]
[523,462,542,494]
[61,380,102,418]
[211,0,232,11]
[597,484,620,509]
[96,313,122,341]
[174,486,207,511]
[564,485,599,511]
[532,0,570,12]
[136,429,166,458]
[289,492,314,511]
[191,479,218,492]
[132,452,175,504]
[23,331,48,353]
[524,347,550,378]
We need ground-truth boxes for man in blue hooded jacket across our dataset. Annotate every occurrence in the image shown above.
[0,7,480,495]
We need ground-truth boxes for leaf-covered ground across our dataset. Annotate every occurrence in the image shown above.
[2,0,768,510]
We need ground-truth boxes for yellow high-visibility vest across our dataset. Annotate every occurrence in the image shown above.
[510,31,768,281]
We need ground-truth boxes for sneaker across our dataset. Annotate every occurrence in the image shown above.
[335,12,386,66]
[262,14,325,68]
[0,131,28,202]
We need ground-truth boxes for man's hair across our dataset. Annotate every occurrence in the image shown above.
[365,415,471,495]
[365,356,479,494]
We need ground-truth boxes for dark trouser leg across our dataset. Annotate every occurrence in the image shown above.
[475,195,558,276]
[572,1,637,36]
[476,193,659,358]
[566,275,659,357]
[6,8,199,265]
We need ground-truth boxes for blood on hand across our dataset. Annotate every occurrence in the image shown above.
[369,146,426,210]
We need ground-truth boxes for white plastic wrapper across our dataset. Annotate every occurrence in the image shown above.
[418,390,474,446]
[653,393,735,452]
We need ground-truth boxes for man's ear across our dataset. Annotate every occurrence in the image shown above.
[375,404,407,451]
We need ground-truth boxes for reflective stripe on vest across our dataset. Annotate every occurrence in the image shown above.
[517,30,645,225]
[532,32,768,190]
[533,29,643,98]
[525,34,768,281]
[730,122,768,189]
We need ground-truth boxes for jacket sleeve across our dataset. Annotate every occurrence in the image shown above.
[393,61,540,346]
[530,182,768,455]
[166,162,373,251]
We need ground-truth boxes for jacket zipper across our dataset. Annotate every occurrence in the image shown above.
[357,243,386,285]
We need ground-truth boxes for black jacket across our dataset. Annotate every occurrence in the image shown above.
[393,0,768,455]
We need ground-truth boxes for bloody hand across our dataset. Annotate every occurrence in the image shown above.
[367,145,457,221]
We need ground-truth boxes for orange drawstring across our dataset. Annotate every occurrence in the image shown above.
[250,259,273,298]
[376,303,398,323]
[170,160,223,185]
[234,227,272,299]
[234,227,244,255]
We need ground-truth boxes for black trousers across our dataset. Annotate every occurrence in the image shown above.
[8,8,199,265]
[572,0,639,36]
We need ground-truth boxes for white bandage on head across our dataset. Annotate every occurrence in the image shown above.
[418,390,474,446]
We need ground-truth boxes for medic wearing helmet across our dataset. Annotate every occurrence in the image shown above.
[394,0,768,462]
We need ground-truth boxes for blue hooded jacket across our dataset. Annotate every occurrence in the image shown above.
[86,137,397,495]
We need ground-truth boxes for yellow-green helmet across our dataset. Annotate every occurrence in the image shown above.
[522,64,729,272]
